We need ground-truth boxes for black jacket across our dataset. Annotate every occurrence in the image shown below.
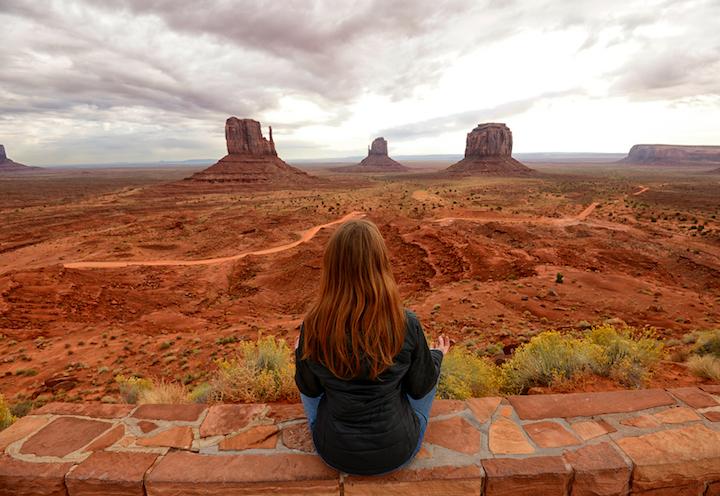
[294,309,442,475]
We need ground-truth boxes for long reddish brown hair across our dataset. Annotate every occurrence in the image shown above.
[303,218,406,380]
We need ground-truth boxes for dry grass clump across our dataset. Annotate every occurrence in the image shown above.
[1,394,18,431]
[115,375,189,404]
[687,355,720,381]
[690,329,720,358]
[437,348,502,399]
[211,336,298,403]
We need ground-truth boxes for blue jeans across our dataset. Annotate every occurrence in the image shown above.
[300,381,438,475]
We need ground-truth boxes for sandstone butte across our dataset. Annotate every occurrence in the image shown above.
[185,118,322,186]
[0,144,41,173]
[621,144,720,165]
[445,123,534,175]
[332,137,409,173]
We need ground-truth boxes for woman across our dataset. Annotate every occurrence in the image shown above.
[294,217,449,476]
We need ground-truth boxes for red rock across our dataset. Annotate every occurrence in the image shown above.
[415,446,431,459]
[669,387,719,408]
[445,123,534,175]
[701,385,720,395]
[429,400,465,417]
[615,424,720,491]
[199,404,265,438]
[0,416,47,451]
[482,456,569,496]
[563,442,631,496]
[569,420,612,441]
[653,407,700,424]
[507,389,675,420]
[499,406,513,418]
[282,423,314,452]
[624,144,720,164]
[220,425,279,451]
[465,397,502,423]
[137,426,193,449]
[145,451,339,495]
[66,451,158,496]
[523,421,581,448]
[423,416,480,455]
[32,402,134,418]
[138,421,158,434]
[620,414,661,428]
[83,424,125,452]
[225,118,277,156]
[488,417,534,455]
[267,404,306,423]
[332,137,409,173]
[629,485,706,496]
[132,404,206,422]
[703,411,720,422]
[344,465,482,495]
[0,455,73,496]
[20,417,113,458]
[707,481,720,496]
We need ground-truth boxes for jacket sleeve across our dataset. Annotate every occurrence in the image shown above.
[294,326,325,398]
[402,312,443,400]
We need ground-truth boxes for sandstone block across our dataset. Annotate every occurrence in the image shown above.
[267,404,306,423]
[653,407,700,424]
[482,456,569,496]
[465,397,502,423]
[616,423,720,491]
[429,399,466,417]
[522,421,581,448]
[136,426,193,449]
[704,411,720,422]
[132,404,206,422]
[137,421,158,434]
[199,403,265,437]
[488,417,534,455]
[620,414,661,428]
[628,485,706,496]
[282,423,314,452]
[219,425,278,451]
[570,420,614,441]
[0,416,48,451]
[145,451,339,496]
[32,403,134,419]
[0,455,73,496]
[20,417,112,458]
[563,442,631,496]
[423,416,480,455]
[65,451,158,496]
[83,424,124,452]
[344,465,482,496]
[669,387,719,408]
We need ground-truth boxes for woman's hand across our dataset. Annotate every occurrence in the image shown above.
[430,335,450,356]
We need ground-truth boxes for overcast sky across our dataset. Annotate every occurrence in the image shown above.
[1,0,719,165]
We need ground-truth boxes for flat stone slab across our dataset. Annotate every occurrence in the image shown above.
[621,414,661,429]
[267,404,305,423]
[0,455,74,496]
[704,411,720,422]
[429,399,466,417]
[465,397,502,423]
[137,426,193,449]
[424,416,480,455]
[616,424,720,491]
[132,404,206,422]
[20,417,112,458]
[138,421,158,434]
[145,451,339,495]
[482,456,569,496]
[283,422,314,452]
[570,420,613,441]
[344,465,482,495]
[669,387,720,409]
[0,416,48,451]
[508,389,676,420]
[32,402,135,419]
[489,417,534,455]
[653,407,700,424]
[562,443,631,496]
[66,451,159,496]
[199,404,266,438]
[219,425,279,451]
[523,421,581,448]
[83,424,125,452]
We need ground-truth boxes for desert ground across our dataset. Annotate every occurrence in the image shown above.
[1,161,720,405]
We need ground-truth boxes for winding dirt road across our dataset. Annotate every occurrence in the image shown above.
[63,212,366,269]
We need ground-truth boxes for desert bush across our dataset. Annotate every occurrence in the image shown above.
[115,375,153,404]
[212,336,298,403]
[0,394,17,431]
[437,348,502,399]
[690,329,720,358]
[687,355,720,381]
[188,382,215,404]
[138,381,189,404]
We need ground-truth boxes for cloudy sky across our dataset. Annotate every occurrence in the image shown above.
[1,0,719,165]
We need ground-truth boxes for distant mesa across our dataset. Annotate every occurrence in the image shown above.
[331,137,409,173]
[444,123,534,175]
[185,118,321,186]
[621,144,720,165]
[0,144,42,173]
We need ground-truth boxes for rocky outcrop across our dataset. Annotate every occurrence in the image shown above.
[445,123,533,175]
[331,137,408,173]
[0,145,41,172]
[185,118,321,187]
[622,145,720,165]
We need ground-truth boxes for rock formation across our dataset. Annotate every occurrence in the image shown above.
[185,118,321,186]
[331,137,408,173]
[0,145,41,172]
[444,123,533,175]
[622,145,720,165]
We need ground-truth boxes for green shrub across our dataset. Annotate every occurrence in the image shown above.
[115,375,153,404]
[0,394,17,431]
[212,336,298,403]
[691,330,720,358]
[437,348,502,400]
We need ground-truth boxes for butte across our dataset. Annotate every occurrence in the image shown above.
[444,123,534,175]
[332,137,408,173]
[0,145,42,173]
[620,144,720,167]
[185,118,322,187]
